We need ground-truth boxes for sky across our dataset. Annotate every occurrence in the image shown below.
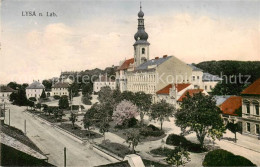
[1,0,260,84]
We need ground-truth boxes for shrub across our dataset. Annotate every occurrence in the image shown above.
[166,134,189,146]
[203,149,256,166]
[150,147,174,156]
[140,124,165,137]
[82,96,92,105]
[54,95,60,100]
[29,97,37,102]
[166,134,207,153]
[71,105,85,110]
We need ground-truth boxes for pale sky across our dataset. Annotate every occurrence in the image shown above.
[1,0,260,84]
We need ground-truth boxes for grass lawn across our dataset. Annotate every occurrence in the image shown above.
[109,121,166,142]
[142,159,168,167]
[150,147,175,157]
[58,123,103,139]
[38,114,67,123]
[98,140,132,158]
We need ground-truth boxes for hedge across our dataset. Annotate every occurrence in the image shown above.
[166,134,207,153]
[140,124,165,137]
[203,149,256,166]
[53,95,60,100]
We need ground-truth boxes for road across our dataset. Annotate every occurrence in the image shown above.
[4,105,112,167]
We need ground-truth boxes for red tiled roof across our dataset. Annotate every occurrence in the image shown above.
[241,78,260,95]
[177,89,204,102]
[117,58,134,70]
[0,86,15,93]
[156,83,191,95]
[220,96,242,116]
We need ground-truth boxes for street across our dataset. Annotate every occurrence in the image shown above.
[4,105,112,167]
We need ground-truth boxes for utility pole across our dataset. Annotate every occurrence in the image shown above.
[64,147,66,167]
[9,109,10,126]
[70,89,73,112]
[24,120,26,135]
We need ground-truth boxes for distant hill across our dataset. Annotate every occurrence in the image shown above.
[194,60,260,95]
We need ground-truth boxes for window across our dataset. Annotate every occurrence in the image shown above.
[192,76,195,81]
[256,124,260,134]
[197,76,199,80]
[247,122,251,132]
[246,103,250,114]
[205,86,207,90]
[142,48,145,54]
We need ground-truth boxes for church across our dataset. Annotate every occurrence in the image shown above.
[115,4,221,103]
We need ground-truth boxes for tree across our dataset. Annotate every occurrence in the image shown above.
[81,93,92,105]
[27,100,35,110]
[112,87,122,105]
[121,91,135,103]
[10,88,28,106]
[58,96,69,109]
[7,82,20,90]
[42,104,48,115]
[82,83,93,96]
[36,103,41,111]
[175,92,225,147]
[53,108,63,121]
[134,92,152,125]
[125,129,140,153]
[42,79,52,90]
[150,100,175,130]
[40,89,46,99]
[69,112,77,129]
[99,118,110,141]
[98,86,113,104]
[226,121,240,143]
[113,100,138,127]
[68,82,79,99]
[166,146,190,167]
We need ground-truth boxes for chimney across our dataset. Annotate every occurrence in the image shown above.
[163,55,168,58]
[155,57,159,59]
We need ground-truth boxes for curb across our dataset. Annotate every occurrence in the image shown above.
[222,140,260,154]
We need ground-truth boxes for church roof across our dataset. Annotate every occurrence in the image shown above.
[117,58,134,71]
[135,56,172,71]
[241,78,260,95]
[26,81,45,89]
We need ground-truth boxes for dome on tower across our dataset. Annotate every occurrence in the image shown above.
[134,29,148,41]
[138,10,144,17]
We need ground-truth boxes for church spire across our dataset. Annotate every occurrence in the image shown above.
[134,2,148,41]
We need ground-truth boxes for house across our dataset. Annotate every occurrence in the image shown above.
[188,64,222,92]
[156,83,193,106]
[176,89,208,107]
[26,81,45,100]
[116,58,134,92]
[0,86,15,104]
[220,96,242,124]
[93,75,116,93]
[52,82,70,97]
[241,78,260,138]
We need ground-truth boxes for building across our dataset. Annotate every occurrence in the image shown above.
[0,86,15,104]
[52,82,70,97]
[116,4,221,102]
[241,78,260,138]
[156,83,193,106]
[93,75,116,93]
[116,58,134,92]
[220,96,242,124]
[26,81,45,100]
[189,64,222,92]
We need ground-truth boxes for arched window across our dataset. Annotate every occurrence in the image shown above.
[243,100,250,114]
[142,48,145,54]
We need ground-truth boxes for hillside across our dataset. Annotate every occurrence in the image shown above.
[194,60,260,95]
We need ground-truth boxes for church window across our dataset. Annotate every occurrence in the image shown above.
[142,48,145,54]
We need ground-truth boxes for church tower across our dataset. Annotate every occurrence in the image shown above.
[133,3,150,67]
